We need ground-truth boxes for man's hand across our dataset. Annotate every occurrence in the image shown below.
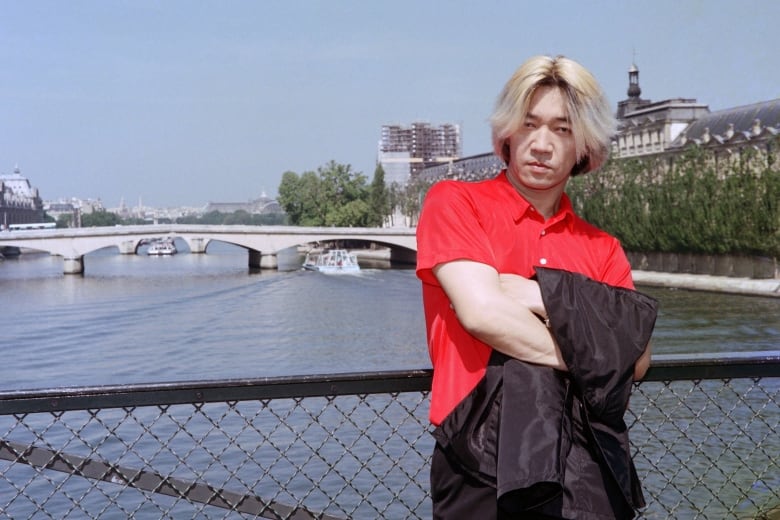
[633,343,652,380]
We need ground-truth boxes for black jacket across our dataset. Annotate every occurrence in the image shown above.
[433,267,658,519]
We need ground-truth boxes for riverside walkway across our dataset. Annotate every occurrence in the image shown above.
[633,270,780,298]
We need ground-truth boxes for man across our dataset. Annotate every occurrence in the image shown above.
[416,55,654,519]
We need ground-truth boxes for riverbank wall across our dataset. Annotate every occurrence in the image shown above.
[626,252,778,280]
[354,248,780,298]
[627,252,780,298]
[632,270,780,298]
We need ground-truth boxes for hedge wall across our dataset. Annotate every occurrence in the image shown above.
[566,141,780,259]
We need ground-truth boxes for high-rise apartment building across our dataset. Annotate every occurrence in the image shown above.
[378,122,461,185]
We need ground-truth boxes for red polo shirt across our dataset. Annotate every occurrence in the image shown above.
[416,172,634,425]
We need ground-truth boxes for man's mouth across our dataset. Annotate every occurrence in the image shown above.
[528,161,550,170]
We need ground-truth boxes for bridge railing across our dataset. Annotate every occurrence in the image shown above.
[1,352,778,519]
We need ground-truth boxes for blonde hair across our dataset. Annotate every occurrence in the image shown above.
[490,55,616,176]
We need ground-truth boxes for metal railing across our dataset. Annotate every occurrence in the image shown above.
[1,352,778,519]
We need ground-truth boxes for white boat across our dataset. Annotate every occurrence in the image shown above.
[147,238,177,256]
[302,249,360,273]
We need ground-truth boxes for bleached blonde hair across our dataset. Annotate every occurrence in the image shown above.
[490,55,616,176]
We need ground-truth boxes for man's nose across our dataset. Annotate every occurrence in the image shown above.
[530,127,554,153]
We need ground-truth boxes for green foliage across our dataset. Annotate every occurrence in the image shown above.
[368,164,390,227]
[387,182,403,226]
[223,210,252,225]
[176,210,287,226]
[81,210,122,227]
[202,211,228,225]
[122,217,150,225]
[276,160,440,227]
[277,161,387,227]
[56,214,72,228]
[567,142,780,258]
[400,177,433,225]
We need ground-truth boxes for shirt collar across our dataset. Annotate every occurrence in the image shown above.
[497,170,575,226]
[553,193,576,228]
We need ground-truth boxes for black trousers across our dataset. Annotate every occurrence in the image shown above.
[430,443,561,520]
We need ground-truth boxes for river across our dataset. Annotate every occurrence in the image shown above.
[1,242,779,391]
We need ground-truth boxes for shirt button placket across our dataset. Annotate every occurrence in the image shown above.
[539,227,548,265]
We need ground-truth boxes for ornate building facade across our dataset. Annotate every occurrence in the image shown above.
[0,166,44,229]
[613,63,710,158]
[668,98,780,156]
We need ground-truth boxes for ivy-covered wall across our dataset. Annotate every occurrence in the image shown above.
[567,140,780,260]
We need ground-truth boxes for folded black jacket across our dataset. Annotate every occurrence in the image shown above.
[433,267,659,518]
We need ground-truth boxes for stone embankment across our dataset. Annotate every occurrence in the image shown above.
[632,271,780,298]
[628,252,780,298]
[352,249,780,298]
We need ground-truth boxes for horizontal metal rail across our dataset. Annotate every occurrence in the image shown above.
[1,352,778,519]
[0,370,433,414]
[2,352,778,414]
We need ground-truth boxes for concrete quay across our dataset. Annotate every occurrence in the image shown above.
[352,248,780,298]
[632,270,780,298]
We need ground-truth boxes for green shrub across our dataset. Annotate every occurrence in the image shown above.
[567,140,780,259]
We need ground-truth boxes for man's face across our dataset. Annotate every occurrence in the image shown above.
[505,86,578,195]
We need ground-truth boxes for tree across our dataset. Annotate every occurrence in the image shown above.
[81,210,121,227]
[387,182,403,227]
[56,214,72,228]
[276,161,371,227]
[223,210,252,225]
[277,171,305,224]
[198,211,226,225]
[400,177,431,226]
[299,170,327,226]
[368,163,390,227]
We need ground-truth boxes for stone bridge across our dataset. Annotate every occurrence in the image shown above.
[0,224,417,274]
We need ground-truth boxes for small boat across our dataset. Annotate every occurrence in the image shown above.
[147,238,177,256]
[303,249,360,274]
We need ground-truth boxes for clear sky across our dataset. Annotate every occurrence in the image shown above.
[1,1,778,208]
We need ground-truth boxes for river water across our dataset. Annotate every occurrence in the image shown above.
[1,241,779,391]
[2,242,779,518]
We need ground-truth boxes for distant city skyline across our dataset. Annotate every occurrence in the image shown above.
[1,1,778,208]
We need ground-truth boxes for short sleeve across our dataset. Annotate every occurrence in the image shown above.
[416,181,497,285]
[599,237,635,290]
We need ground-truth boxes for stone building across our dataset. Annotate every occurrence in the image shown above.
[668,98,780,156]
[0,166,45,229]
[613,63,710,158]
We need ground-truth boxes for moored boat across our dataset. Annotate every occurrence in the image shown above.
[302,249,360,274]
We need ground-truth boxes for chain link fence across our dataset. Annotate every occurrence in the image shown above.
[1,354,778,519]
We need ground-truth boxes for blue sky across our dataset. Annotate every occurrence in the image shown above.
[1,1,778,208]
